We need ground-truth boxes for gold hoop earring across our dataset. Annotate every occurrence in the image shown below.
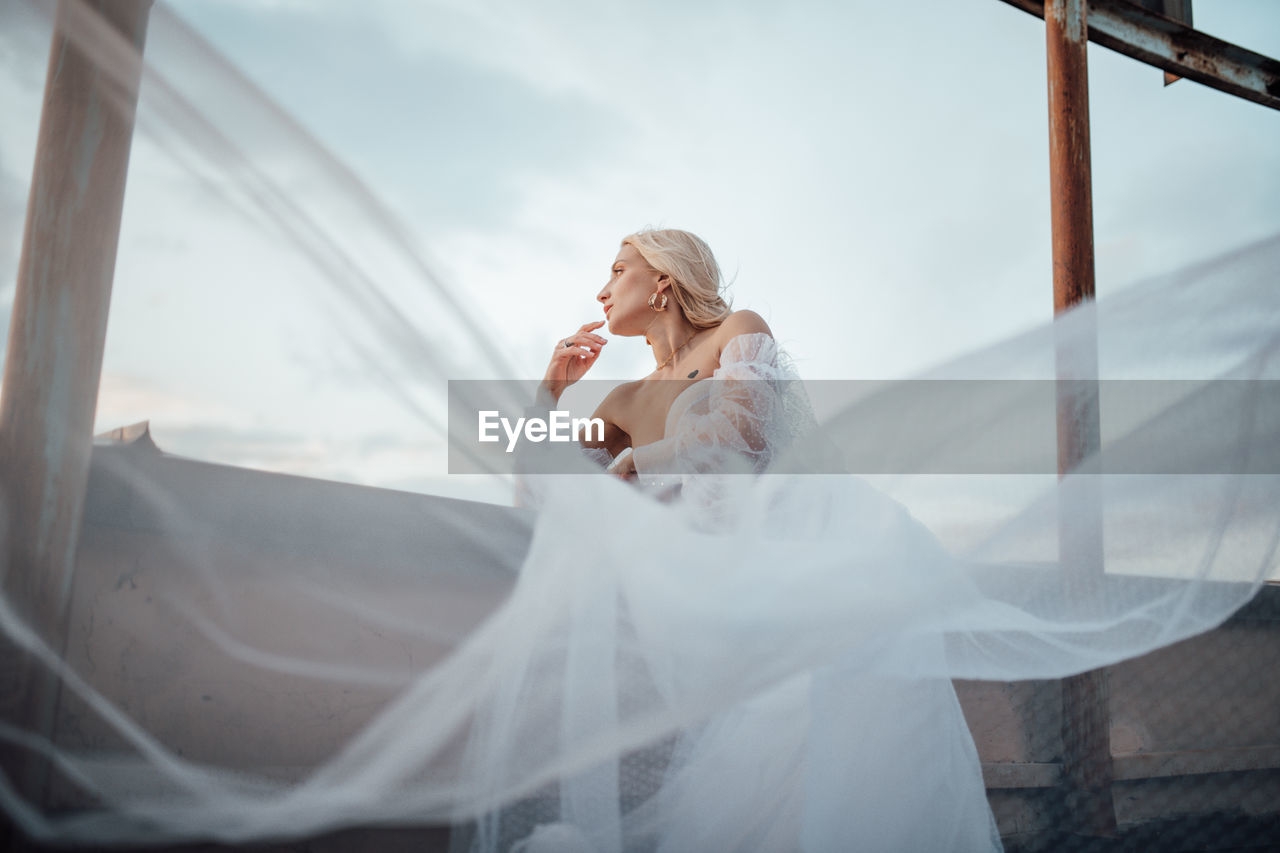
[648,292,668,312]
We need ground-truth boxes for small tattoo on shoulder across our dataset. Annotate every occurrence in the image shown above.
[687,369,699,379]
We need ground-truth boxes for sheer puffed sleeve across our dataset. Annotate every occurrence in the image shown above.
[631,333,812,497]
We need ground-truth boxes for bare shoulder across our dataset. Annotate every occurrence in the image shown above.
[595,378,642,415]
[714,309,773,351]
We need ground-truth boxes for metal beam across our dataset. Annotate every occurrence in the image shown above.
[998,0,1280,111]
[1130,0,1192,84]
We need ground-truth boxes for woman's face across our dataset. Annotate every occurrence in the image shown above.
[597,244,665,336]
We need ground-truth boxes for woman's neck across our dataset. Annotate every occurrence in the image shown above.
[646,316,700,372]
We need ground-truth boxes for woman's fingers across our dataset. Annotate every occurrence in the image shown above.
[560,336,605,349]
[558,330,607,353]
[572,326,605,344]
[559,340,601,358]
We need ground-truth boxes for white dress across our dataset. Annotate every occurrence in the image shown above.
[636,335,1000,853]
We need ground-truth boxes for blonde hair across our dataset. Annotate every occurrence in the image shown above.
[621,228,732,329]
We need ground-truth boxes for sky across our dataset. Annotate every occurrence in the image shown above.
[0,0,1277,504]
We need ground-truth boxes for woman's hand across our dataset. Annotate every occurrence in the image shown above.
[541,320,607,403]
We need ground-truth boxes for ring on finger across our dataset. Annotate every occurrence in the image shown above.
[563,339,574,348]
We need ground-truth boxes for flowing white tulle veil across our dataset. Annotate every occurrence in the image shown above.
[0,3,1278,851]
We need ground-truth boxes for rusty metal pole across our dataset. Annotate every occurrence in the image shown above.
[1045,0,1117,838]
[0,0,151,808]
[1047,0,1097,314]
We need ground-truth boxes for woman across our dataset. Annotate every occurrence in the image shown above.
[539,229,784,489]
[483,229,1003,851]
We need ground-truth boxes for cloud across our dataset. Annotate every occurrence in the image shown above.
[168,2,627,233]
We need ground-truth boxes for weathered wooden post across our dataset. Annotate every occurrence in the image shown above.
[1044,0,1117,838]
[0,0,152,809]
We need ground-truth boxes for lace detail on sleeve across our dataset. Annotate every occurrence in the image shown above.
[717,332,783,378]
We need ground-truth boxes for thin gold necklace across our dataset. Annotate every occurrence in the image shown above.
[654,329,698,372]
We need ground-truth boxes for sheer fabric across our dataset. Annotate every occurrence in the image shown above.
[0,2,1277,851]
